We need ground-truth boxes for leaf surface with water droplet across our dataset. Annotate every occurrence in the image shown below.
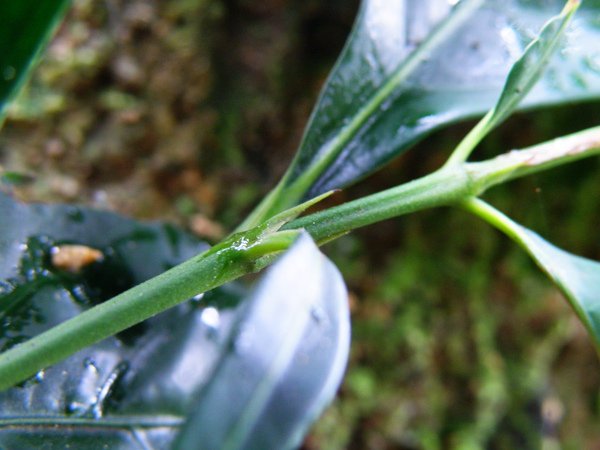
[0,194,350,449]
[174,233,350,450]
[275,0,600,203]
[0,192,226,449]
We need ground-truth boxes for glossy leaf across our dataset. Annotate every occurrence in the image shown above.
[520,231,600,348]
[483,1,578,132]
[0,191,223,449]
[465,198,600,350]
[175,233,351,450]
[0,194,350,449]
[280,0,600,200]
[0,0,70,124]
[446,0,579,164]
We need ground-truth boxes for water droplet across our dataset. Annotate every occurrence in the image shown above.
[311,306,327,324]
[83,357,99,373]
[200,306,220,337]
[2,66,15,81]
[69,285,91,304]
[0,280,14,295]
[499,26,523,60]
[24,268,37,281]
[191,292,204,304]
[92,361,129,419]
[67,400,92,416]
[380,98,392,112]
[34,370,45,383]
[232,237,250,251]
[66,357,102,416]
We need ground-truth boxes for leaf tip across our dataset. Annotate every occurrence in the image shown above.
[563,0,581,14]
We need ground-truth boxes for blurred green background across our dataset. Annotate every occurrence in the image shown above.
[1,1,599,448]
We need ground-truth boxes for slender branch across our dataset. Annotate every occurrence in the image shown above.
[288,124,600,243]
[0,166,473,391]
[466,125,600,192]
[0,125,598,390]
[460,197,528,247]
[0,231,291,391]
[285,167,473,244]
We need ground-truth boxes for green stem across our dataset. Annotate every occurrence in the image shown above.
[0,166,472,391]
[444,110,494,167]
[0,125,598,390]
[466,125,600,191]
[0,233,289,391]
[460,197,527,246]
[288,124,600,243]
[286,166,473,243]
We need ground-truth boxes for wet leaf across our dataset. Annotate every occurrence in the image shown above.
[0,192,219,449]
[518,230,600,350]
[0,0,70,123]
[0,194,350,449]
[282,0,600,199]
[446,0,579,164]
[175,233,351,450]
[466,199,600,351]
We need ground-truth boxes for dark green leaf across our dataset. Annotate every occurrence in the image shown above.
[517,230,600,349]
[0,171,34,186]
[175,233,350,450]
[282,0,600,200]
[0,195,350,449]
[0,0,71,123]
[483,0,578,130]
[0,192,223,449]
[466,198,600,351]
[446,0,579,164]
